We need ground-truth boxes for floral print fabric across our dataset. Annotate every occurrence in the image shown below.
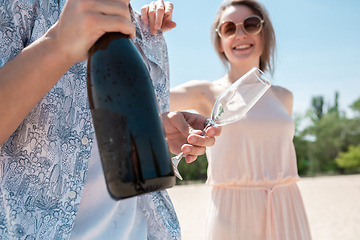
[0,0,178,239]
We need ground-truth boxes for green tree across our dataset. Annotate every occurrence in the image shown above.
[293,113,310,175]
[302,93,348,173]
[341,97,360,166]
[311,96,324,120]
[311,111,347,172]
[328,91,339,114]
[335,144,360,171]
[350,98,360,114]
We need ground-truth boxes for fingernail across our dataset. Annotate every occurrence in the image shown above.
[155,23,160,29]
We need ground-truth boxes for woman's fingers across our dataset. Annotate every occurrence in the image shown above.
[155,0,166,30]
[181,144,207,163]
[162,1,176,32]
[140,0,176,34]
[140,3,150,25]
[147,1,157,34]
[188,133,216,148]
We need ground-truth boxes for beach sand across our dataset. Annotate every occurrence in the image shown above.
[167,174,360,240]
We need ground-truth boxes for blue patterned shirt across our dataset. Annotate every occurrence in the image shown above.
[0,0,179,239]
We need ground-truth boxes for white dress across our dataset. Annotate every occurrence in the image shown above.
[205,89,312,240]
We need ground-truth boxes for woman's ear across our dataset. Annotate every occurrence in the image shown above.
[219,42,224,53]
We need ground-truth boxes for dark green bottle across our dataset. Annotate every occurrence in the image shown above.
[87,32,175,200]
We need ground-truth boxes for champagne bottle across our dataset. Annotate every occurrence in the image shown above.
[87,32,175,200]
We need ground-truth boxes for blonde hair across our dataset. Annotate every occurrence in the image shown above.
[211,0,276,75]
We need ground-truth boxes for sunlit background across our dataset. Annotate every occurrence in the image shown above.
[132,0,360,122]
[130,1,360,176]
[131,2,360,239]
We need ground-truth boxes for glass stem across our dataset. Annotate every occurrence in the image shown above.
[200,118,216,136]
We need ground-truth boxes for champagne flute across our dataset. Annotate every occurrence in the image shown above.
[172,68,271,180]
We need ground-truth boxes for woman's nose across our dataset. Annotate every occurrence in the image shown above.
[235,25,247,39]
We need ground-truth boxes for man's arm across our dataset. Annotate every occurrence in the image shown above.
[0,0,135,145]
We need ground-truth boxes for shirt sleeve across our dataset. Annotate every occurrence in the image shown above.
[131,9,170,113]
[0,0,39,66]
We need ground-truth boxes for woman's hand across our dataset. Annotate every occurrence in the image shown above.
[141,0,177,35]
[162,111,221,163]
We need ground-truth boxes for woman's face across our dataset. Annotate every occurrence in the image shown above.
[218,5,264,68]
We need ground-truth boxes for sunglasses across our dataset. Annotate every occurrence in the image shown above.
[216,15,264,38]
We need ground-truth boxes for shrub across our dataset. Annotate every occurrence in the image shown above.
[335,144,360,170]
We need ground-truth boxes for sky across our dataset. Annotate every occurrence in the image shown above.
[131,0,360,121]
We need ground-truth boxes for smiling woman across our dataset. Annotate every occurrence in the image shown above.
[168,0,312,239]
[212,2,274,75]
[131,0,360,119]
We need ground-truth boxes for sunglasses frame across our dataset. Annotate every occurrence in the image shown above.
[216,15,264,38]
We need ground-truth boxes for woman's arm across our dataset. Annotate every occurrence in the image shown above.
[170,80,215,117]
[162,111,221,163]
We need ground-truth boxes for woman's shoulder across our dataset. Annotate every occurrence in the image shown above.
[271,85,293,101]
[270,85,293,115]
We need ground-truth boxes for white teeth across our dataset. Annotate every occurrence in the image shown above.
[235,45,250,49]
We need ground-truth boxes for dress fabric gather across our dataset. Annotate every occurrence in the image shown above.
[205,89,312,240]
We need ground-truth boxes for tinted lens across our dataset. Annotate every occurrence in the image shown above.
[243,17,262,35]
[219,22,237,38]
